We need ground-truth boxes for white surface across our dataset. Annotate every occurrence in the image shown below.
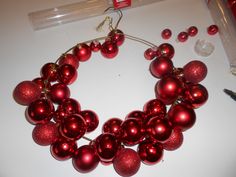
[1,0,236,177]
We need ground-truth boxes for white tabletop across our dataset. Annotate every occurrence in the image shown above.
[1,0,236,177]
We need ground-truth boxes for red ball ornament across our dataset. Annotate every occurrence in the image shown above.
[144,47,157,60]
[188,26,198,37]
[150,57,174,78]
[32,77,51,92]
[125,110,147,123]
[108,29,125,46]
[162,128,184,151]
[58,64,77,85]
[161,28,172,40]
[49,83,70,104]
[156,43,175,59]
[101,40,119,59]
[58,54,79,69]
[183,60,208,83]
[50,138,77,161]
[72,145,100,173]
[143,99,166,119]
[113,148,141,177]
[26,98,54,124]
[207,25,219,35]
[102,118,123,138]
[40,63,59,82]
[73,43,92,62]
[80,110,99,133]
[155,76,183,105]
[90,40,101,52]
[32,121,59,146]
[60,114,87,140]
[138,140,163,165]
[168,103,196,131]
[13,81,41,105]
[177,31,189,42]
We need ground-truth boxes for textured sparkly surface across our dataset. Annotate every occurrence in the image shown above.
[162,128,184,151]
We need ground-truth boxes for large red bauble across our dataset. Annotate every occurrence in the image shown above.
[146,117,172,142]
[150,57,174,78]
[183,60,207,83]
[32,121,59,146]
[155,76,183,105]
[58,64,77,85]
[13,81,41,105]
[50,138,77,161]
[125,110,147,123]
[121,118,144,146]
[73,43,92,62]
[49,83,70,104]
[156,43,175,59]
[58,54,79,69]
[143,99,166,119]
[168,103,196,131]
[102,118,123,138]
[137,140,163,165]
[162,128,184,151]
[183,83,208,109]
[101,40,119,59]
[72,145,100,173]
[113,148,141,177]
[26,98,54,124]
[60,114,86,140]
[144,47,157,60]
[95,133,120,162]
[108,29,125,46]
[80,110,99,133]
[40,63,59,82]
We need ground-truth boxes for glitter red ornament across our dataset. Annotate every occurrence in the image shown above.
[144,47,157,60]
[162,128,183,151]
[188,26,198,37]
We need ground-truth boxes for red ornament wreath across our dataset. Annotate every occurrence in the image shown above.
[13,13,211,177]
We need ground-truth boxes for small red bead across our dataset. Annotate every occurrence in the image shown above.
[207,25,219,35]
[161,28,172,39]
[144,47,157,60]
[188,26,198,37]
[90,40,101,52]
[177,32,189,42]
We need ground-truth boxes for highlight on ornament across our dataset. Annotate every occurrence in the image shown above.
[13,10,209,177]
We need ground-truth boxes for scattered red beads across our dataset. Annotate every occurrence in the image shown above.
[177,31,189,42]
[188,26,198,37]
[207,24,219,35]
[161,28,172,39]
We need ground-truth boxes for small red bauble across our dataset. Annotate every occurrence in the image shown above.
[144,47,157,60]
[113,148,141,177]
[58,54,79,69]
[13,80,41,106]
[60,114,87,140]
[90,40,101,52]
[168,103,196,131]
[49,83,70,104]
[32,77,51,92]
[162,128,184,151]
[80,110,99,133]
[161,28,172,40]
[32,121,59,146]
[183,60,208,83]
[40,63,59,82]
[125,110,147,123]
[58,64,77,85]
[102,118,123,138]
[156,43,175,59]
[207,25,219,35]
[143,98,166,119]
[188,26,198,37]
[108,29,125,46]
[177,31,189,42]
[72,145,100,173]
[73,43,92,62]
[101,40,119,59]
[150,57,174,78]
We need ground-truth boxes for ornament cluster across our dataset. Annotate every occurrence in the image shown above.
[13,28,209,177]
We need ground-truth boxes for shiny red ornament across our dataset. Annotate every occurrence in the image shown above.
[121,118,144,146]
[113,148,141,177]
[125,110,147,123]
[155,76,183,105]
[146,117,172,142]
[40,63,59,82]
[101,40,119,59]
[95,133,120,162]
[138,140,163,165]
[49,83,70,104]
[156,43,175,59]
[162,128,184,151]
[32,121,59,146]
[58,54,79,69]
[13,81,41,105]
[73,43,92,62]
[60,114,86,140]
[161,28,172,40]
[50,138,77,161]
[177,31,189,42]
[168,103,196,131]
[108,29,125,46]
[207,25,219,35]
[172,68,185,83]
[73,145,100,173]
[150,57,174,78]
[58,64,77,85]
[80,110,99,133]
[143,99,166,119]
[26,98,54,124]
[144,47,157,60]
[188,26,198,37]
[90,40,101,52]
[32,77,51,92]
[183,60,208,83]
[102,118,123,138]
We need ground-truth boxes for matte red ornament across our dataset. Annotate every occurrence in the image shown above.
[150,57,174,78]
[108,29,125,46]
[183,60,208,83]
[143,99,166,120]
[156,43,175,59]
[188,26,198,37]
[101,40,119,59]
[60,114,87,140]
[90,40,101,52]
[26,98,54,124]
[113,148,141,177]
[144,47,157,60]
[162,128,184,151]
[177,31,189,42]
[58,54,79,69]
[80,110,99,133]
[50,138,77,161]
[13,81,41,105]
[58,64,77,85]
[40,63,59,82]
[73,43,92,62]
[72,145,100,173]
[49,83,70,104]
[138,140,163,165]
[168,103,196,131]
[125,110,147,123]
[161,28,172,40]
[207,25,219,35]
[102,118,123,138]
[32,121,59,146]
[146,117,172,142]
